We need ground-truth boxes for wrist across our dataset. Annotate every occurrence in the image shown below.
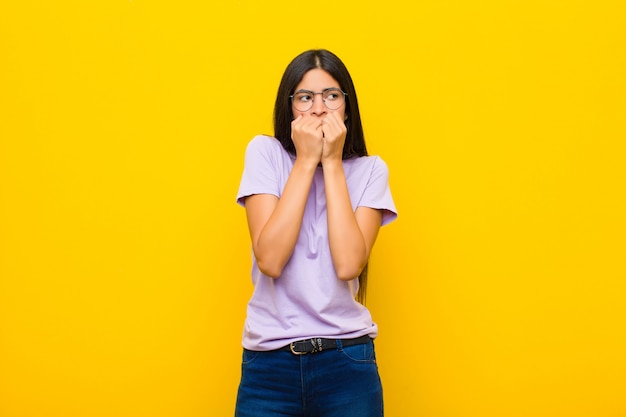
[294,156,320,172]
[321,158,344,173]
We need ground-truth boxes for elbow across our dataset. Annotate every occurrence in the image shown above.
[335,265,364,281]
[253,245,292,279]
[256,259,283,279]
[333,251,368,281]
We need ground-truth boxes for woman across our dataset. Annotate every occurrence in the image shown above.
[235,49,397,417]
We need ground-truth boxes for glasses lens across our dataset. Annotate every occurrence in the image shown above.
[322,88,345,110]
[291,89,346,111]
[292,92,313,112]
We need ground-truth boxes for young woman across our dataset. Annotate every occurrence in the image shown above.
[235,49,397,417]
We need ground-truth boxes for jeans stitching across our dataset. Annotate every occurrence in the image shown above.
[339,342,377,363]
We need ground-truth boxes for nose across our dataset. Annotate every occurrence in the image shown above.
[310,93,327,116]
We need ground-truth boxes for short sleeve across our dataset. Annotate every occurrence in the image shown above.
[236,136,282,207]
[359,157,398,225]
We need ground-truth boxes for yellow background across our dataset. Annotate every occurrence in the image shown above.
[1,1,625,416]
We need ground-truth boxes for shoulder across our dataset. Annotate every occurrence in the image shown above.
[243,135,296,179]
[246,135,284,154]
[244,135,292,165]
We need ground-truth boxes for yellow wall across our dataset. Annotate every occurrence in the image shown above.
[1,1,625,416]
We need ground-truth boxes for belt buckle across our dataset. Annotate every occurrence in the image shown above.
[290,338,323,355]
[289,342,307,355]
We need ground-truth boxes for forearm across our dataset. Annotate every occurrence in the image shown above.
[323,161,369,280]
[253,159,317,277]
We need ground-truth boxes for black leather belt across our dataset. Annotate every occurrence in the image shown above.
[281,335,372,355]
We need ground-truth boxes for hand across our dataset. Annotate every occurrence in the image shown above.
[321,112,347,164]
[291,114,323,166]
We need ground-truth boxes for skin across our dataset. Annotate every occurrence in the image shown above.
[245,68,383,280]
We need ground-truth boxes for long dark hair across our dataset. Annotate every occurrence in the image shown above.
[273,49,370,304]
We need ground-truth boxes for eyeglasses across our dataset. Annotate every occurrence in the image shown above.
[290,88,347,112]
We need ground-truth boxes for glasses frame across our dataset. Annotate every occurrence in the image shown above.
[290,88,348,112]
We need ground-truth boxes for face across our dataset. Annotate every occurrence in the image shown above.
[292,68,346,120]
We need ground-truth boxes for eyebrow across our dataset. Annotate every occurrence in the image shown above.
[294,87,341,94]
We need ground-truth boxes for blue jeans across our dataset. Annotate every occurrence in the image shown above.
[235,339,383,417]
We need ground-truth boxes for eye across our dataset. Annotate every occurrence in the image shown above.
[294,92,313,102]
[324,89,342,101]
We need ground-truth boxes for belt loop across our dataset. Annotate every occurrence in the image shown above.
[335,339,343,350]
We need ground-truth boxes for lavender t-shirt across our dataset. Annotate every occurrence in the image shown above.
[236,135,398,351]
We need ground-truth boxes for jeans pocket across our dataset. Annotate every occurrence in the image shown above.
[241,349,260,366]
[340,340,377,364]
